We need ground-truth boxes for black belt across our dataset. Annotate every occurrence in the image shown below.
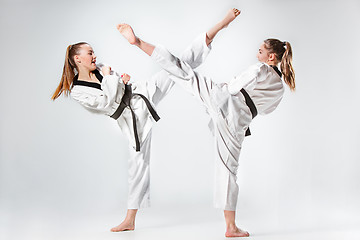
[240,88,257,136]
[110,84,160,151]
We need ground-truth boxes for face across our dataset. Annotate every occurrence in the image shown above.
[74,44,97,72]
[256,43,270,63]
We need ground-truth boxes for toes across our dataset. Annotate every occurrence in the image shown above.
[117,23,127,28]
[233,8,241,16]
[116,24,123,31]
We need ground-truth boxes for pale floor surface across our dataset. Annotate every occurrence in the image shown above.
[2,207,360,240]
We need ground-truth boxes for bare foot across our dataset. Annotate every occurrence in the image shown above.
[222,8,241,28]
[110,221,135,232]
[225,225,250,238]
[116,23,139,45]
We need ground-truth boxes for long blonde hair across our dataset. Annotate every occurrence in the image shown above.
[264,39,295,91]
[51,42,88,100]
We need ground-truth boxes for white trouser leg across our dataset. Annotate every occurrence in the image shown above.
[149,32,212,106]
[151,45,215,110]
[179,32,212,69]
[127,130,152,209]
[127,33,212,208]
[213,118,244,211]
[150,37,245,211]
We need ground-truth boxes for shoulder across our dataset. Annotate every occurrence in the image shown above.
[253,62,272,73]
[249,62,267,70]
[243,62,270,77]
[238,62,268,80]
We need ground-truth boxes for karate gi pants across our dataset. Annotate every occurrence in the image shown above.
[151,33,252,211]
[127,33,212,209]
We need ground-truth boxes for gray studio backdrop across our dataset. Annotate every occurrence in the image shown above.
[1,0,359,237]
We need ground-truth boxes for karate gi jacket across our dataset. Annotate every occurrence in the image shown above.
[70,64,159,149]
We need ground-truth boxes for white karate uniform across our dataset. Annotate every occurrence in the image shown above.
[69,35,211,209]
[151,34,285,210]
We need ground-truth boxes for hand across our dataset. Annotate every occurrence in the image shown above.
[121,73,131,84]
[101,66,111,76]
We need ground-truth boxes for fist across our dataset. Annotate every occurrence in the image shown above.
[101,66,111,76]
[121,73,131,84]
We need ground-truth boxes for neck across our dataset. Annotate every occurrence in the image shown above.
[78,67,92,80]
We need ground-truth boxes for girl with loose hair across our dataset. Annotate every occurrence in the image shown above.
[117,8,295,238]
[52,25,221,232]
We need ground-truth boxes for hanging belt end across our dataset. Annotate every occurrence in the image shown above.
[245,127,251,137]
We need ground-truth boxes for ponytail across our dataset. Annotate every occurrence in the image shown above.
[280,42,295,91]
[51,42,88,100]
[264,39,296,91]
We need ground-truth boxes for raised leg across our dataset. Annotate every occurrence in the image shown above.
[179,32,212,69]
[146,8,240,105]
[148,70,175,105]
[117,8,240,57]
[117,24,155,56]
[206,8,241,46]
[150,32,213,105]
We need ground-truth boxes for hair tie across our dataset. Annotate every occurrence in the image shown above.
[283,41,287,46]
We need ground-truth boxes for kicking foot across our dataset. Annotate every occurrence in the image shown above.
[116,23,139,45]
[205,8,241,45]
[110,221,135,232]
[225,226,250,238]
[222,8,241,28]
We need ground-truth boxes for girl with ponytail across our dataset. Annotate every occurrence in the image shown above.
[52,42,87,100]
[117,8,295,238]
[51,21,223,232]
[262,39,295,91]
